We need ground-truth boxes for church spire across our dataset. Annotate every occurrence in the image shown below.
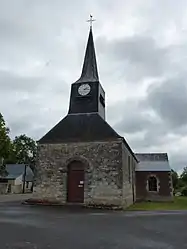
[75,17,99,83]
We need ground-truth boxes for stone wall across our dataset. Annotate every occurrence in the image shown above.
[121,143,137,207]
[34,140,126,207]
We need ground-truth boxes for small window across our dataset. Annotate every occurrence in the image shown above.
[148,176,157,192]
[26,182,29,189]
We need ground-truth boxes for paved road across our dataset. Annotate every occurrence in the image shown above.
[0,202,187,249]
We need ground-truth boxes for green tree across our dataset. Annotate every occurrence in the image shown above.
[178,167,187,196]
[180,167,187,184]
[171,169,179,191]
[13,134,37,173]
[4,142,17,164]
[0,113,11,175]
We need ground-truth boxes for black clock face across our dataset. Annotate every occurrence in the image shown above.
[78,84,91,96]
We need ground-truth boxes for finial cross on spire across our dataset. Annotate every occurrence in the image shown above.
[87,14,96,29]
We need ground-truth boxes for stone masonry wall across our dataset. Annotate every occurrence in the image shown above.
[34,140,125,206]
[122,143,137,207]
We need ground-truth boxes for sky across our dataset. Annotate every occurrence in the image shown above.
[0,0,187,173]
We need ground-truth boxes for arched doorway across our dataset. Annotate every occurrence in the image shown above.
[67,160,85,203]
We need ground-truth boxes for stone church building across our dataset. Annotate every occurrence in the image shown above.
[33,26,173,208]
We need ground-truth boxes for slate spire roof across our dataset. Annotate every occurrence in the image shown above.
[75,27,99,83]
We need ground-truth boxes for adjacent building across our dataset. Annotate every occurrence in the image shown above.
[135,153,173,201]
[0,164,34,194]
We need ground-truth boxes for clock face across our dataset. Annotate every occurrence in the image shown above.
[78,84,91,96]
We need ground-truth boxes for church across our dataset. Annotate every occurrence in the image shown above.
[33,24,173,208]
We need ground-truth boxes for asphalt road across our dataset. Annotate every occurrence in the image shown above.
[0,201,187,249]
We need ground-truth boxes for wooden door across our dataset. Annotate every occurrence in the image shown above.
[67,161,84,203]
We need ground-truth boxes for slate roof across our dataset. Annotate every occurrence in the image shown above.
[135,153,168,162]
[135,153,171,172]
[4,164,34,181]
[39,113,121,143]
[75,27,99,83]
[136,161,171,172]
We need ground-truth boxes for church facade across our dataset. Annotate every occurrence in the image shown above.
[33,27,173,208]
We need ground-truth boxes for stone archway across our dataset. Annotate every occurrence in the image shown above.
[67,160,85,203]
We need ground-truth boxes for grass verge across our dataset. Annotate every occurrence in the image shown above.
[127,197,187,211]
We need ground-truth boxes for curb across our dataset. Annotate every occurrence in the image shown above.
[22,199,123,210]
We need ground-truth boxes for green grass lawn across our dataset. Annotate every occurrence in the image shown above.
[127,197,187,211]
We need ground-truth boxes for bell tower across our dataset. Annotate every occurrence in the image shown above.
[39,16,122,144]
[68,22,105,120]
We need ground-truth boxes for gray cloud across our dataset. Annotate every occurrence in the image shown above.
[97,34,171,82]
[0,70,45,92]
[146,76,187,128]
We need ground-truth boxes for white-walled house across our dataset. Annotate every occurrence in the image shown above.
[0,164,34,194]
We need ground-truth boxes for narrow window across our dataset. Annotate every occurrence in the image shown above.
[148,176,157,191]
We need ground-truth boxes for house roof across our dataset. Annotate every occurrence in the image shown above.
[135,153,171,172]
[5,164,25,179]
[4,164,34,181]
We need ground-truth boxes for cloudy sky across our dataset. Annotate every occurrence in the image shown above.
[0,0,187,173]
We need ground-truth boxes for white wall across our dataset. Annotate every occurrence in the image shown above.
[15,175,23,185]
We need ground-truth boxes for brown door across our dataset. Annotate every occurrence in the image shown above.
[67,161,84,203]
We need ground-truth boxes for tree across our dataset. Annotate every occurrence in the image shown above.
[13,134,37,173]
[0,113,11,175]
[0,113,37,177]
[171,169,179,191]
[180,167,187,184]
[177,167,187,196]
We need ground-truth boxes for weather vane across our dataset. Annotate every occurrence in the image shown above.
[87,14,96,29]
